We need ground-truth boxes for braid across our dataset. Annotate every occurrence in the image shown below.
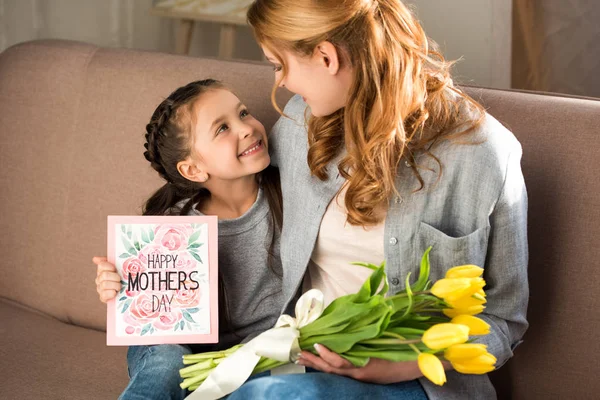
[144,102,174,183]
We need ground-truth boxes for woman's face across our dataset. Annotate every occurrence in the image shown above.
[262,45,352,117]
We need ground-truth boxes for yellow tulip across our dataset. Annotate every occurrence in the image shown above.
[443,304,485,318]
[451,352,497,375]
[422,323,470,350]
[451,315,490,335]
[446,294,487,309]
[431,277,485,302]
[418,353,447,386]
[444,344,488,361]
[445,265,484,279]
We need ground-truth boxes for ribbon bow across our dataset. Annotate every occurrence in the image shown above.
[186,289,325,400]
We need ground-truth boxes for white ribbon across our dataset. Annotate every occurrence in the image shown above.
[185,289,325,400]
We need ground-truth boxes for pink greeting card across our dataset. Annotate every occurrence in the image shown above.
[106,216,219,346]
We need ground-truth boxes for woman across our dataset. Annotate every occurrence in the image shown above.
[228,0,529,399]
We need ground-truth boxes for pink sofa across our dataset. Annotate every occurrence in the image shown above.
[1,39,599,399]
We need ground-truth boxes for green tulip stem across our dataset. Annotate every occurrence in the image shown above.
[180,369,212,390]
[409,343,422,354]
[179,359,215,378]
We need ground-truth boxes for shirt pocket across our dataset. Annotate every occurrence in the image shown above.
[416,222,490,276]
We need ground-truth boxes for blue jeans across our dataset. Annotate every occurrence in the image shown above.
[121,345,428,400]
[227,369,428,400]
[119,344,191,400]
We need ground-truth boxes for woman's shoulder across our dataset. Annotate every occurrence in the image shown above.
[272,96,309,135]
[268,95,309,163]
[421,112,523,194]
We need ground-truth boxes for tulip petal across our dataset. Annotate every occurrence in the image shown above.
[418,353,447,386]
[444,344,487,361]
[445,265,484,279]
[450,315,490,335]
[422,323,470,350]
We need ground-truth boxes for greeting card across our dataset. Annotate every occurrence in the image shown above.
[106,216,218,346]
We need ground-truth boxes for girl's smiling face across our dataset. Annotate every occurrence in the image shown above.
[180,89,270,184]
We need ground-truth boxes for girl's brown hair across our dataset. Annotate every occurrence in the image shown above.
[248,0,485,226]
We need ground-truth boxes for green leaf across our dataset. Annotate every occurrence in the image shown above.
[190,251,203,264]
[134,241,141,251]
[180,320,185,330]
[149,228,155,241]
[121,225,126,234]
[140,323,151,336]
[141,229,149,243]
[345,348,419,362]
[340,353,370,367]
[188,229,202,245]
[182,310,196,323]
[126,226,132,239]
[411,246,432,292]
[118,296,127,301]
[119,253,131,259]
[128,247,137,256]
[174,323,179,332]
[121,299,131,313]
[187,243,204,249]
[186,308,200,313]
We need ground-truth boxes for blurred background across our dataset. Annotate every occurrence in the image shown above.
[0,0,598,98]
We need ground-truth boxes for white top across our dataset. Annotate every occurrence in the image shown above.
[306,186,386,306]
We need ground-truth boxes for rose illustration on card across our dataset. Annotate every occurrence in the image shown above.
[107,216,219,346]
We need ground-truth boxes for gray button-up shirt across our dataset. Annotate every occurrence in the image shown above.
[270,94,528,400]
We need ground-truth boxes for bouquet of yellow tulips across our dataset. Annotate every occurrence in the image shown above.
[179,247,496,396]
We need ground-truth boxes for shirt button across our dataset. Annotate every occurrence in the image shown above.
[394,196,402,204]
[389,237,398,245]
[391,278,400,285]
[405,160,411,168]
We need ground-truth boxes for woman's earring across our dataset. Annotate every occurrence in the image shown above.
[201,172,209,182]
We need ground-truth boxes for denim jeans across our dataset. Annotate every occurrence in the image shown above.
[119,344,191,400]
[227,371,428,400]
[120,344,428,400]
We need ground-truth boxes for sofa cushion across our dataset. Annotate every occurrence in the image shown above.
[0,299,128,399]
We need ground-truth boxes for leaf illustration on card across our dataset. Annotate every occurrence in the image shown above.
[140,323,152,336]
[121,299,132,313]
[188,229,202,245]
[189,251,203,264]
[182,310,196,324]
[141,229,150,243]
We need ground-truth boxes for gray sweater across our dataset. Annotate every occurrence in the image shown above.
[173,187,283,351]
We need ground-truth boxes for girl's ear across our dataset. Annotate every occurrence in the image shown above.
[177,158,209,183]
[314,41,341,75]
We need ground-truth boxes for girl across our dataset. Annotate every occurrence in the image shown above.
[94,79,284,400]
[228,0,529,399]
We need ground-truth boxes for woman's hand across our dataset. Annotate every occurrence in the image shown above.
[93,256,121,303]
[297,344,424,384]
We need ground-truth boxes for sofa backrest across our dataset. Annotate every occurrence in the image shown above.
[1,40,599,399]
[465,86,600,399]
[0,39,291,329]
